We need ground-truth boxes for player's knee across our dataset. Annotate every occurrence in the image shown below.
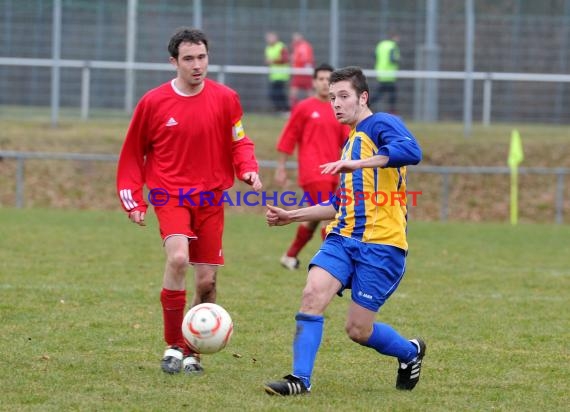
[167,252,189,273]
[195,268,217,294]
[195,276,216,294]
[300,285,316,306]
[299,285,326,313]
[345,321,370,344]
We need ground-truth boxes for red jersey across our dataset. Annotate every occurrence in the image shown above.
[277,97,349,187]
[291,39,314,69]
[117,78,258,213]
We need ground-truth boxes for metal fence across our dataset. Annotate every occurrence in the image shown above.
[1,150,567,224]
[2,56,570,129]
[1,0,570,128]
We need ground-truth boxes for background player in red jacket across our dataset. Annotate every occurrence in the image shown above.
[116,28,262,375]
[289,32,315,109]
[274,63,349,270]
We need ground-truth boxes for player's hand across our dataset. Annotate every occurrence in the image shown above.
[242,171,263,192]
[320,159,360,175]
[266,204,293,226]
[274,166,289,187]
[129,210,146,226]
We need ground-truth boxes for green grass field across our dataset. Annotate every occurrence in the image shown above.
[1,208,568,411]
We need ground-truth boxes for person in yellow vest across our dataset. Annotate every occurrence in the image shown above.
[265,31,290,114]
[371,34,400,114]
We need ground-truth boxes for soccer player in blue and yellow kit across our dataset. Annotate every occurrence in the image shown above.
[263,66,425,396]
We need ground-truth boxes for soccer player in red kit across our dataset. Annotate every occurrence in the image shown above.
[116,28,262,375]
[274,63,349,270]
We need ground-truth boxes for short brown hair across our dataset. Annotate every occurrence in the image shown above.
[330,66,369,104]
[168,28,209,59]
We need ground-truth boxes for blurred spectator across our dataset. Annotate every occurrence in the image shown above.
[265,31,290,114]
[289,32,315,109]
[370,34,400,114]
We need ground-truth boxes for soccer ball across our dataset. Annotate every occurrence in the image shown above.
[181,303,234,354]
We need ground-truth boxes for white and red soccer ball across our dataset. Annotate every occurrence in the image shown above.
[182,303,233,354]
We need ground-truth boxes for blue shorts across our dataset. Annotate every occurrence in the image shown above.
[309,234,407,312]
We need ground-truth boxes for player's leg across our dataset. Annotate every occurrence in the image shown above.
[265,234,351,396]
[346,302,416,358]
[350,243,426,390]
[184,194,225,374]
[180,263,218,375]
[190,264,217,306]
[264,266,340,396]
[163,235,191,290]
[155,204,196,374]
[188,196,224,304]
[269,80,280,112]
[160,235,192,373]
[293,265,340,380]
[276,80,290,112]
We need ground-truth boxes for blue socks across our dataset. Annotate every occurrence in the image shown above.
[290,316,416,388]
[364,322,418,362]
[292,312,324,388]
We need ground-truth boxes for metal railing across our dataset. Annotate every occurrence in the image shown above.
[0,150,567,223]
[3,57,570,125]
[415,165,568,224]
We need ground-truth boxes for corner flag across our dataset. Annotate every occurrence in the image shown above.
[508,129,524,225]
[508,129,524,168]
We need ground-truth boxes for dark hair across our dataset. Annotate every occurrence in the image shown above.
[329,66,369,104]
[168,27,209,59]
[313,63,334,78]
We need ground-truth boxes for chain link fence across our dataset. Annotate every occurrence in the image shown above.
[1,0,569,124]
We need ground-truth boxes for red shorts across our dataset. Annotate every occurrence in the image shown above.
[302,180,339,206]
[291,75,313,89]
[154,192,224,265]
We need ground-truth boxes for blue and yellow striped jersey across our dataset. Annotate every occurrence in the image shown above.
[327,113,422,250]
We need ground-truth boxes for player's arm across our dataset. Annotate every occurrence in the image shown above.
[229,93,264,191]
[242,170,262,191]
[375,122,422,168]
[231,118,263,191]
[116,99,149,226]
[266,203,336,226]
[320,155,390,175]
[233,134,262,191]
[322,120,422,175]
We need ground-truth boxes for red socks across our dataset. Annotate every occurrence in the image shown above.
[160,288,186,349]
[286,225,313,258]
